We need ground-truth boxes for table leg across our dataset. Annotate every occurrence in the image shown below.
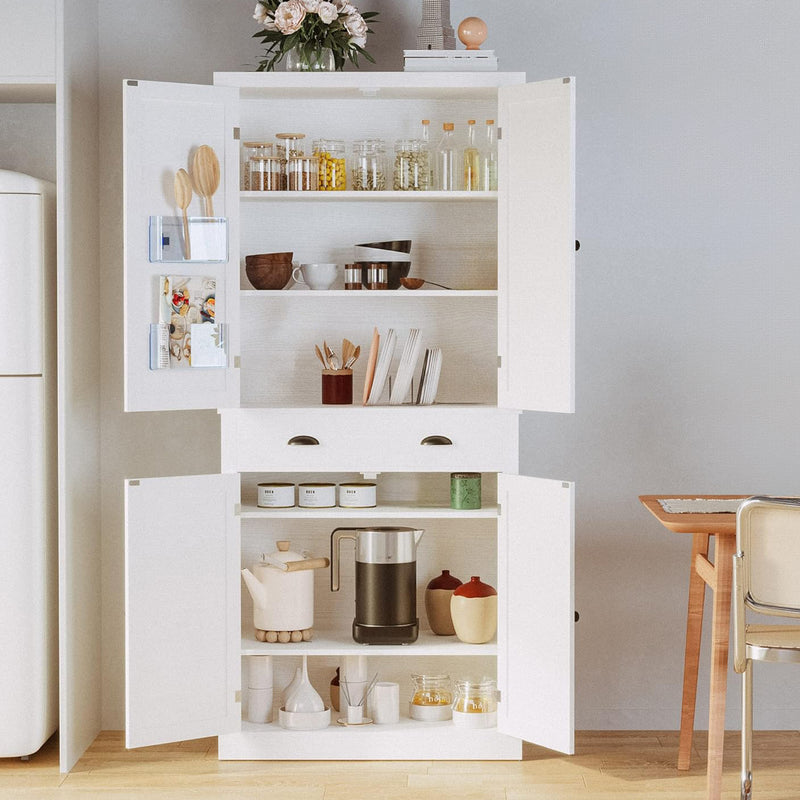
[678,532,710,770]
[707,533,736,800]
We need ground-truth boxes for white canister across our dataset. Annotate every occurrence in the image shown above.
[257,482,295,508]
[298,483,336,508]
[338,482,377,508]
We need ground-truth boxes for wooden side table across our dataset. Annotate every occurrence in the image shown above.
[640,494,747,800]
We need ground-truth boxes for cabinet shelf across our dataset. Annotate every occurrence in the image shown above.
[239,501,499,519]
[223,718,520,759]
[240,289,497,298]
[241,190,497,202]
[241,631,496,657]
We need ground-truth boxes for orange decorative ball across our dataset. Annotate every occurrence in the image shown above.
[457,17,488,50]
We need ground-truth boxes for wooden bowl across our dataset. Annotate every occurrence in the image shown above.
[245,252,293,290]
[246,262,292,290]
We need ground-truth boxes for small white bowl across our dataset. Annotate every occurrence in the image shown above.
[278,706,331,730]
[452,709,497,729]
[408,702,452,722]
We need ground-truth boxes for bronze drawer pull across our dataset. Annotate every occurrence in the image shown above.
[420,435,453,446]
[287,435,320,446]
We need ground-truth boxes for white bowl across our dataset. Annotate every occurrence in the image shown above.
[452,709,497,729]
[278,706,331,730]
[408,702,452,721]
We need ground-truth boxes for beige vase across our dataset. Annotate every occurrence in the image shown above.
[450,576,497,644]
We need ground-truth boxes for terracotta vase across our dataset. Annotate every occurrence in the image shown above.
[424,570,462,635]
[450,576,497,644]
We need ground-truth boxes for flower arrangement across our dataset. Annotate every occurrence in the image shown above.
[253,0,378,71]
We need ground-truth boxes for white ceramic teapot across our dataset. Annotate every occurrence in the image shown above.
[241,541,329,633]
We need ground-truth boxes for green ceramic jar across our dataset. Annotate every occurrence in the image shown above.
[450,472,481,510]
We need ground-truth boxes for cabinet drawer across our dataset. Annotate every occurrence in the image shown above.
[221,407,519,473]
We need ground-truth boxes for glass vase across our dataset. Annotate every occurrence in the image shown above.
[285,47,335,72]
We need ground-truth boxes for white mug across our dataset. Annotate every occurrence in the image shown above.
[292,262,338,290]
[369,681,399,725]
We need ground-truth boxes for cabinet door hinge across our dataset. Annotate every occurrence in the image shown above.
[235,690,241,703]
[234,503,241,516]
[497,502,501,516]
[234,356,241,369]
[233,127,240,141]
[126,80,138,87]
[497,355,502,369]
[497,127,502,140]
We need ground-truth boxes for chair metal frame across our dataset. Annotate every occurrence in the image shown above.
[733,495,800,800]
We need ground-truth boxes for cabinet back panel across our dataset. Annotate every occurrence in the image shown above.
[240,296,497,406]
[240,519,496,637]
[240,200,497,291]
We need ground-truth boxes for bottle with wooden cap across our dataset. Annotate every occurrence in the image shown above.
[434,122,457,191]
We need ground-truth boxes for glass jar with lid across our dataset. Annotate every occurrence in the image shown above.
[241,141,273,190]
[275,133,306,190]
[351,139,386,191]
[287,155,319,191]
[313,138,346,191]
[452,678,498,728]
[409,673,452,721]
[248,155,282,191]
[393,139,429,191]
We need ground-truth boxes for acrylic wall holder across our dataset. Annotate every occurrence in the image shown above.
[149,322,229,370]
[149,216,228,263]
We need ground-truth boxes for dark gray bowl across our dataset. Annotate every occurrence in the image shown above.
[355,240,412,254]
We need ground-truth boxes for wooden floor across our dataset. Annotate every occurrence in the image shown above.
[1,730,800,799]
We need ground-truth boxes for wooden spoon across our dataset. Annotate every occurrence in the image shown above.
[314,344,327,369]
[191,145,220,216]
[173,169,193,260]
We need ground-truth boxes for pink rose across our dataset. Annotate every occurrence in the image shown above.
[317,1,338,23]
[344,11,367,40]
[274,0,307,34]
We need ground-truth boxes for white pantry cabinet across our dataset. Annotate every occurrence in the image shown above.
[123,72,575,760]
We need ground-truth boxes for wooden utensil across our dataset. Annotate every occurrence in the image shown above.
[362,328,380,405]
[400,277,453,290]
[173,169,193,260]
[314,344,327,369]
[191,145,220,216]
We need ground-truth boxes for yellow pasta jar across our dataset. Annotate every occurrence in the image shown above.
[313,138,346,191]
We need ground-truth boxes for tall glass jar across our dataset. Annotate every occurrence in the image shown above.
[241,141,273,190]
[313,139,346,191]
[351,139,386,191]
[248,155,282,191]
[480,119,498,191]
[463,119,480,191]
[275,133,306,190]
[393,139,429,191]
[287,155,319,191]
[434,123,458,191]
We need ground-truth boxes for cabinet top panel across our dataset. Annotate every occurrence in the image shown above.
[213,71,526,99]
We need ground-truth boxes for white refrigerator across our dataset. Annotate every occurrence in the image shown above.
[0,170,57,757]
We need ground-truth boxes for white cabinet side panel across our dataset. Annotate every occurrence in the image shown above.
[497,474,574,753]
[0,193,43,374]
[498,78,575,413]
[125,474,241,748]
[123,80,240,412]
[0,0,55,82]
[0,378,57,756]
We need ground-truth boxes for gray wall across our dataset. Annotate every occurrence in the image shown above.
[98,0,800,729]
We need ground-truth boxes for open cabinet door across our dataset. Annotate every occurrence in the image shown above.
[497,77,575,414]
[123,79,240,412]
[125,473,240,748]
[497,474,574,753]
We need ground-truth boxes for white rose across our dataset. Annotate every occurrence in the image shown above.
[253,3,269,24]
[344,11,367,39]
[299,0,320,10]
[274,0,307,34]
[336,1,358,14]
[317,1,338,23]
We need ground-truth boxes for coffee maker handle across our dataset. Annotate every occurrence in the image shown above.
[331,528,358,592]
